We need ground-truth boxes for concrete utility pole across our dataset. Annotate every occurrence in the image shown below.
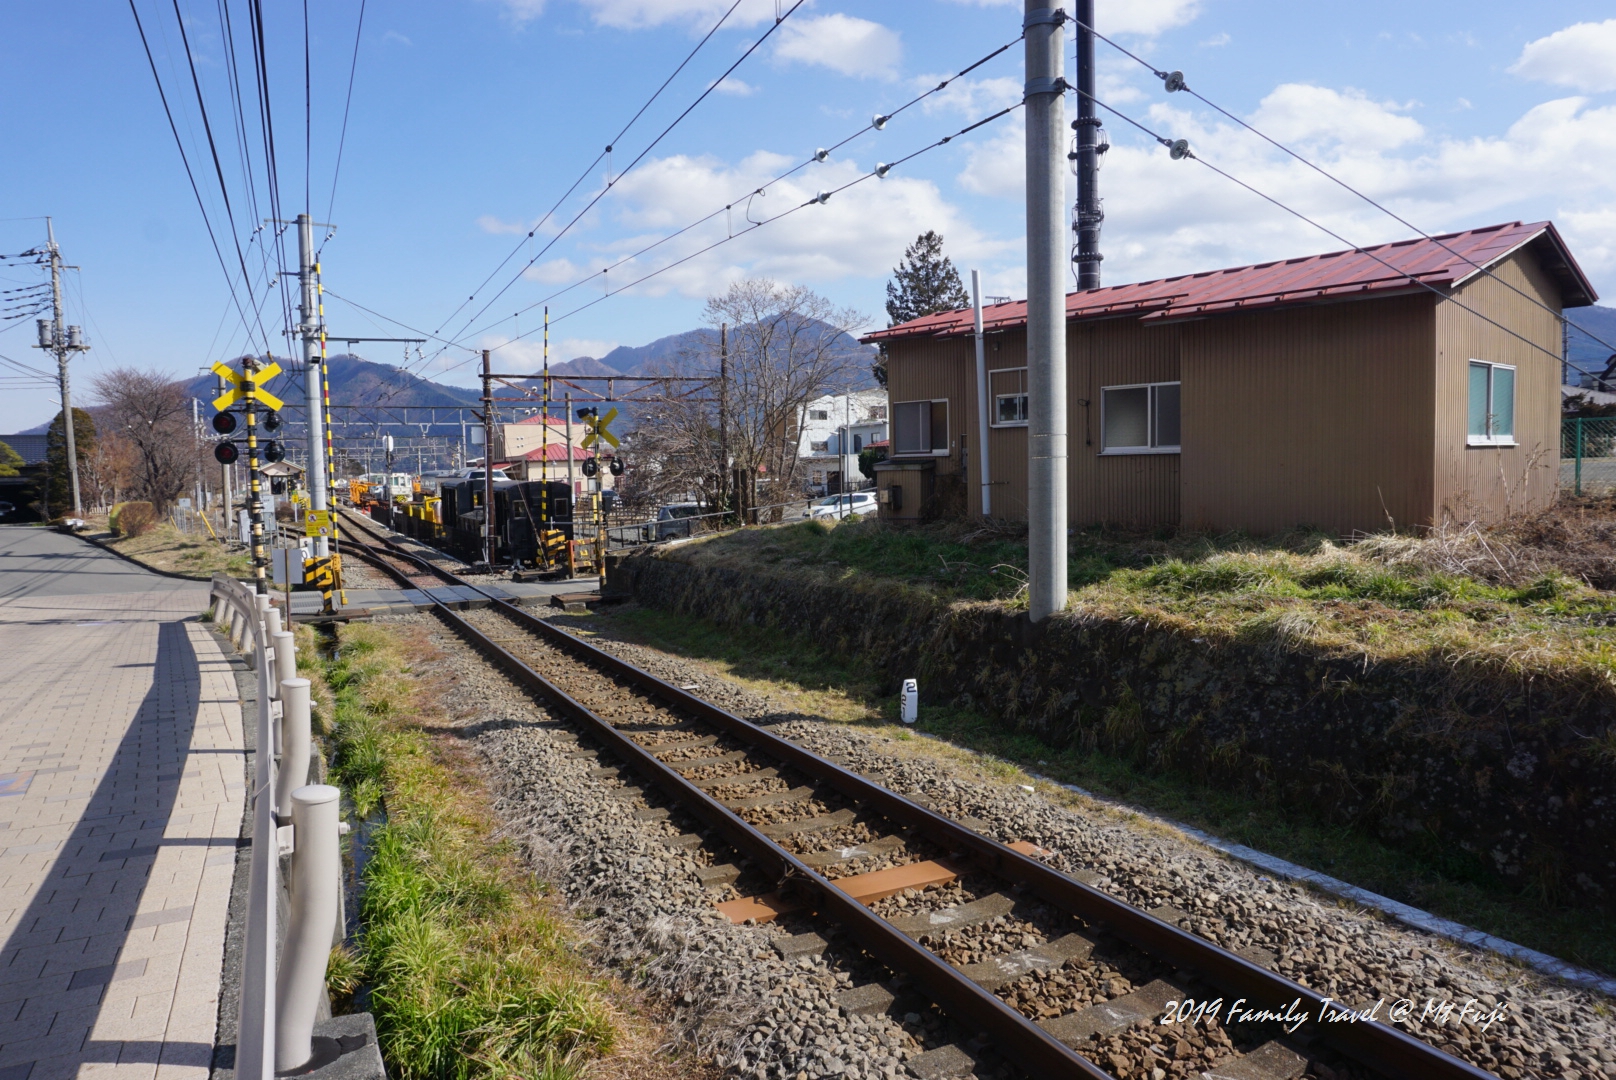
[295,214,331,556]
[972,270,991,517]
[34,218,88,516]
[1024,0,1069,622]
[1073,0,1103,289]
[481,349,496,567]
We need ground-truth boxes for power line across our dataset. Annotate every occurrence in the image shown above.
[1077,89,1607,381]
[427,0,757,343]
[430,0,810,367]
[324,0,367,226]
[1078,18,1616,365]
[128,0,266,354]
[433,100,1025,377]
[478,32,1029,342]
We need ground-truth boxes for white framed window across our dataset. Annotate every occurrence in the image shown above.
[1101,381,1180,455]
[810,440,829,452]
[1467,361,1516,446]
[868,405,887,421]
[989,367,1029,428]
[809,409,829,421]
[893,399,949,455]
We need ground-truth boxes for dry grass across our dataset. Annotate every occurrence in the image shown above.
[86,514,251,580]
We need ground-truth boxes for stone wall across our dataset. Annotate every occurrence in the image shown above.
[612,548,1616,901]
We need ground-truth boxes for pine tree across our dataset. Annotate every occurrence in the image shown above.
[0,441,21,478]
[878,231,970,385]
[45,408,96,517]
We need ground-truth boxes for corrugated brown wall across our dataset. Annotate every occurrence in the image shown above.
[885,336,973,484]
[1070,318,1181,527]
[1433,249,1562,521]
[1180,294,1437,534]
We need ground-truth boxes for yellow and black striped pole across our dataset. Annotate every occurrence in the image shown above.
[244,355,268,596]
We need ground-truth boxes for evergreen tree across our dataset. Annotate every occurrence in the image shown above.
[878,231,970,386]
[0,441,21,478]
[45,407,96,517]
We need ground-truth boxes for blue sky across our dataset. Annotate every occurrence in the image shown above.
[2,1,1615,431]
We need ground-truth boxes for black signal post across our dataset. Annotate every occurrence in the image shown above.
[244,356,267,596]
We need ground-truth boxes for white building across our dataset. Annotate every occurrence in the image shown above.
[798,389,887,494]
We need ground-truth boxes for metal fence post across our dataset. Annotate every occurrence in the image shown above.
[275,785,341,1074]
[272,629,297,699]
[237,584,279,1080]
[275,679,312,822]
[1576,417,1584,497]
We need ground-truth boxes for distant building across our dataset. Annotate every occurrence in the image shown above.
[864,220,1596,531]
[0,433,48,465]
[497,414,612,494]
[797,390,887,494]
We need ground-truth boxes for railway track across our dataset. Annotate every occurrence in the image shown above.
[335,510,1499,1080]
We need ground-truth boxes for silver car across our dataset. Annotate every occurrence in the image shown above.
[805,492,876,520]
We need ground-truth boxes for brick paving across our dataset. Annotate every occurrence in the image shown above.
[0,528,245,1080]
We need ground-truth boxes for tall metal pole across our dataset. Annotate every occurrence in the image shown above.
[245,356,269,595]
[481,349,496,567]
[718,323,729,516]
[219,373,233,532]
[296,214,330,556]
[972,270,992,518]
[1025,1,1069,622]
[41,218,84,516]
[1073,0,1103,290]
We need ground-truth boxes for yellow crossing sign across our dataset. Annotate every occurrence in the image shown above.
[581,406,620,450]
[211,360,285,412]
[304,510,334,537]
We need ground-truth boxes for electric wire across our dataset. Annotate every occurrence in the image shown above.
[324,0,367,226]
[471,32,1030,342]
[1076,18,1616,365]
[128,0,267,355]
[430,0,810,367]
[431,100,1026,376]
[1078,88,1607,380]
[427,0,760,342]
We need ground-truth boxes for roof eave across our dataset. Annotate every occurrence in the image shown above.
[1450,222,1599,308]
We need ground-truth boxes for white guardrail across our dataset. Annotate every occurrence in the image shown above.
[209,575,341,1080]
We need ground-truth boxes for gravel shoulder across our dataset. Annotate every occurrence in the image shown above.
[350,579,1615,1080]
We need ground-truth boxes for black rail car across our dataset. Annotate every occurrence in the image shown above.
[439,479,573,564]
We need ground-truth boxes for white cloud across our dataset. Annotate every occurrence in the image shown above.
[557,337,620,359]
[382,29,412,46]
[478,215,531,236]
[1199,32,1230,48]
[1510,20,1616,94]
[917,75,1022,118]
[498,0,546,24]
[1248,84,1423,154]
[571,0,776,30]
[775,14,902,80]
[938,0,1200,35]
[712,75,756,96]
[529,148,1014,309]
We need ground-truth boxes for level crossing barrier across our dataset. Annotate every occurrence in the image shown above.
[207,574,341,1079]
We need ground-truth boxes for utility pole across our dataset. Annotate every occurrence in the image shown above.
[972,270,991,517]
[34,218,88,517]
[218,374,233,529]
[1025,0,1069,622]
[717,323,729,518]
[1072,0,1103,289]
[294,214,331,556]
[244,356,268,595]
[481,349,496,568]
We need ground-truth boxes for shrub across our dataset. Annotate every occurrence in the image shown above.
[110,501,158,537]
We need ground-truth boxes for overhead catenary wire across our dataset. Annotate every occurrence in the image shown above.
[1077,18,1616,366]
[324,0,367,227]
[445,100,1027,370]
[429,0,811,368]
[1077,88,1609,381]
[482,32,1030,336]
[426,0,764,344]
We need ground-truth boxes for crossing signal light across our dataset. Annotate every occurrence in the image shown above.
[214,441,239,465]
[608,458,624,476]
[212,411,238,435]
[263,409,283,432]
[582,457,599,477]
[264,440,286,463]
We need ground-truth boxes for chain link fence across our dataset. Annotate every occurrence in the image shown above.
[1562,417,1616,495]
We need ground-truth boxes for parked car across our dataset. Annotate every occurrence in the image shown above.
[805,492,876,520]
[0,500,14,520]
[655,502,707,540]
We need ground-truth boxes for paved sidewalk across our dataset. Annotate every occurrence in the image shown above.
[0,527,246,1080]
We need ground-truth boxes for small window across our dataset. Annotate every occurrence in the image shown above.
[995,394,1028,425]
[1467,361,1516,446]
[893,400,949,455]
[1101,382,1181,454]
[810,440,828,452]
[853,434,863,453]
[868,406,887,420]
[809,409,829,421]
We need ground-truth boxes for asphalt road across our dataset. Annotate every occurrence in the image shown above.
[0,525,205,602]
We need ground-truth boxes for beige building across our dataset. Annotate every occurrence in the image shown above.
[863,221,1597,534]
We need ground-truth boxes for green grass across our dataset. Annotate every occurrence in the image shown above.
[320,624,617,1080]
[580,603,1616,977]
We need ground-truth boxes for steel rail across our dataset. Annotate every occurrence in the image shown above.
[338,513,1498,1080]
[338,530,1109,1079]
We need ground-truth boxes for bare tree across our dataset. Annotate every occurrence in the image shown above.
[626,281,869,514]
[92,368,196,513]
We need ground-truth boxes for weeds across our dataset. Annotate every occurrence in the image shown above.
[318,624,616,1080]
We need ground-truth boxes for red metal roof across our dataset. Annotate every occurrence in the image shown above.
[863,221,1597,344]
[520,442,592,462]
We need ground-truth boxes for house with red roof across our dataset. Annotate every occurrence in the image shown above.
[861,221,1597,534]
[494,414,612,491]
